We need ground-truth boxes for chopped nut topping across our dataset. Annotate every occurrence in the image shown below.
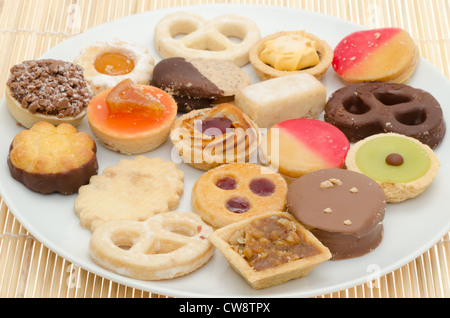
[229,215,320,271]
[349,187,358,193]
[329,178,343,185]
[343,219,352,225]
[320,180,333,189]
[323,208,333,213]
[320,178,343,189]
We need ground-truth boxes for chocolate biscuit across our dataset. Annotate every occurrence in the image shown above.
[151,57,250,112]
[324,82,446,148]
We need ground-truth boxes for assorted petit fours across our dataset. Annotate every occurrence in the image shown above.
[234,73,327,129]
[170,103,260,171]
[287,169,386,260]
[89,211,214,281]
[5,59,93,128]
[191,163,288,228]
[154,12,260,67]
[151,57,250,112]
[3,10,448,289]
[8,121,98,194]
[260,118,350,183]
[324,82,446,149]
[74,38,155,95]
[75,156,184,231]
[87,78,178,155]
[249,30,333,80]
[345,133,440,203]
[209,211,331,289]
[332,27,418,84]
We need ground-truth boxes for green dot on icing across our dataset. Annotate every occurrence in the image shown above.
[355,135,430,183]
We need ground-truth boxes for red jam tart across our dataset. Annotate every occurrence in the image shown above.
[87,79,177,155]
[191,163,288,228]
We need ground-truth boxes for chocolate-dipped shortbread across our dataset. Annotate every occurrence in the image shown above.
[8,121,98,194]
[151,57,250,112]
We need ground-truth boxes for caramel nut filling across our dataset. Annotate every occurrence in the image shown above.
[229,215,321,271]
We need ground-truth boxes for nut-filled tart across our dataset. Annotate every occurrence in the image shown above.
[209,211,331,289]
[5,59,93,128]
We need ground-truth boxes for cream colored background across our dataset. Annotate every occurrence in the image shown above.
[0,0,449,298]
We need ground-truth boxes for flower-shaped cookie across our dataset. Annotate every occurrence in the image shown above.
[8,121,98,194]
[74,156,184,231]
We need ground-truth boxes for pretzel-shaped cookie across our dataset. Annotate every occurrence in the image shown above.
[89,212,214,280]
[324,82,446,148]
[154,12,260,66]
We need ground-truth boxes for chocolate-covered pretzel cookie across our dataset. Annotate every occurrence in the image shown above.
[324,82,446,148]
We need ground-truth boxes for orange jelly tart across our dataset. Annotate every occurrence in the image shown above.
[87,79,177,155]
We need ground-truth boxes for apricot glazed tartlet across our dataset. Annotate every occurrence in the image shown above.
[8,121,98,194]
[87,78,178,155]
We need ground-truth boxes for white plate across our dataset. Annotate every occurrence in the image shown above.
[1,4,449,298]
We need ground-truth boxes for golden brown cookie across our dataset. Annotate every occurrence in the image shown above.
[249,31,333,80]
[8,121,98,194]
[74,156,184,231]
[170,103,260,171]
[89,211,214,280]
[209,211,331,289]
[191,163,287,228]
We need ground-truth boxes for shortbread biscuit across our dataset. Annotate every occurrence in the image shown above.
[154,12,260,66]
[74,156,184,231]
[8,121,98,194]
[191,163,287,228]
[151,57,250,112]
[90,211,214,280]
[209,211,331,289]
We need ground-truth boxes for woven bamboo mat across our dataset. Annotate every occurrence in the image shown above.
[0,0,449,298]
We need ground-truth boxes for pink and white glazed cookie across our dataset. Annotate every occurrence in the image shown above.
[260,118,350,183]
[332,27,418,84]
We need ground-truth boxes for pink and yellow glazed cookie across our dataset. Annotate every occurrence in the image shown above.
[260,118,350,183]
[332,28,418,84]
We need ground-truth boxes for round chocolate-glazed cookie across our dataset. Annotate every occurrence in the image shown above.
[287,168,386,260]
[324,82,446,148]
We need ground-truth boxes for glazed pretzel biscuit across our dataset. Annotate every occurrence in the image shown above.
[324,82,446,148]
[191,163,288,228]
[154,12,260,66]
[89,212,214,280]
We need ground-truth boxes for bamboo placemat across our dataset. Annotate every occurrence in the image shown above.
[0,0,449,298]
